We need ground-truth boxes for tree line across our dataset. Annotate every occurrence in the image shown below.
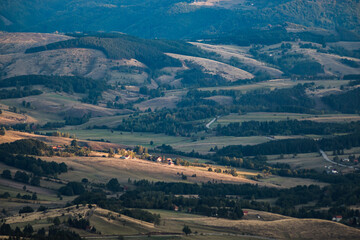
[215,120,360,137]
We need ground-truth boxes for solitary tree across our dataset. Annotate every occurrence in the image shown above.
[182,225,192,235]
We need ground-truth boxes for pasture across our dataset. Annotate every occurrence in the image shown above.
[61,129,271,154]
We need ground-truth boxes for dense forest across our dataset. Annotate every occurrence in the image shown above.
[3,0,360,43]
[322,88,360,114]
[215,120,360,137]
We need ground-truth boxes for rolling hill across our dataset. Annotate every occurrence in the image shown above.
[1,0,360,43]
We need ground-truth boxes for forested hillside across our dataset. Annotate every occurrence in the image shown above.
[1,0,360,43]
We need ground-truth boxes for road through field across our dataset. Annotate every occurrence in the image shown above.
[206,117,217,128]
[320,150,358,170]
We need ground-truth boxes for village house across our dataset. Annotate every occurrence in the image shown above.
[52,145,64,151]
[167,158,174,165]
[332,215,342,222]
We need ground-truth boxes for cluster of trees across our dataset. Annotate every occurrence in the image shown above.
[66,218,90,230]
[0,223,82,240]
[0,150,67,177]
[59,182,85,196]
[121,209,160,225]
[0,87,42,99]
[215,120,359,137]
[0,139,52,155]
[15,192,37,200]
[106,178,123,192]
[64,113,91,125]
[139,86,165,98]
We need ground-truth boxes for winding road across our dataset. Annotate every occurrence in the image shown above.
[319,150,358,170]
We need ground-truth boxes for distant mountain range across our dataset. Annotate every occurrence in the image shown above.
[1,0,360,43]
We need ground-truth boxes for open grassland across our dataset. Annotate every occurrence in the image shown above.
[40,154,327,188]
[40,155,261,186]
